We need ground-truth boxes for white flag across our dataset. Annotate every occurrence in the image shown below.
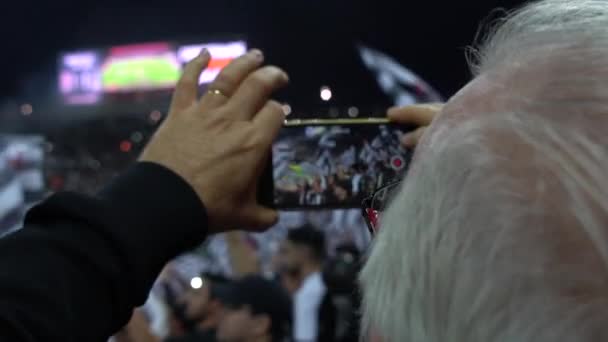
[358,45,443,106]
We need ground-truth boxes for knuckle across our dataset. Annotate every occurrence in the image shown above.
[236,66,287,96]
[182,59,202,75]
[236,134,259,151]
[230,52,260,71]
[207,112,229,127]
[266,100,283,113]
[241,125,265,147]
[214,72,237,90]
[249,72,273,91]
[187,57,203,68]
[232,53,252,66]
[177,75,196,88]
[244,124,261,140]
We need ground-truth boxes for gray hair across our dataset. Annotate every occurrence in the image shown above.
[359,1,608,341]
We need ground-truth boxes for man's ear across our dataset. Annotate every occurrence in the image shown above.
[252,314,271,336]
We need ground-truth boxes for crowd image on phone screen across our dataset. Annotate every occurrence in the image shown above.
[273,124,412,208]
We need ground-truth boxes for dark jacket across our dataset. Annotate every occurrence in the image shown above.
[0,162,209,341]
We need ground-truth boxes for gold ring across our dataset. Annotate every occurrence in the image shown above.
[208,89,227,97]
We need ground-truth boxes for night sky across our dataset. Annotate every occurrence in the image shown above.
[0,0,525,123]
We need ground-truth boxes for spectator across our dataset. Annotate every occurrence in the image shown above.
[283,226,327,341]
[171,273,230,340]
[360,1,608,341]
[216,275,292,342]
[274,241,302,296]
[115,274,230,342]
[319,243,362,342]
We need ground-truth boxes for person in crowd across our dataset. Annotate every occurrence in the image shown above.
[216,275,292,342]
[172,273,231,341]
[282,226,327,341]
[0,48,289,341]
[319,243,362,342]
[116,274,232,342]
[274,241,302,296]
[350,163,366,201]
[359,0,608,341]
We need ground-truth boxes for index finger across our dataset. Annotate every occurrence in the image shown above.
[387,103,443,126]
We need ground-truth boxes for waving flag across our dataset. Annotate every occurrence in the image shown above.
[358,45,443,106]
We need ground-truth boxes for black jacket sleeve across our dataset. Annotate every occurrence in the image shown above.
[0,162,208,342]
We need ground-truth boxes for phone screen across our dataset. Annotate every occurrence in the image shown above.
[272,120,413,209]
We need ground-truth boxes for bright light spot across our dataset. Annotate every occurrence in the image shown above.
[131,132,144,143]
[320,86,332,101]
[149,110,162,123]
[20,104,33,116]
[190,277,203,289]
[347,106,359,117]
[119,140,132,153]
[282,104,292,116]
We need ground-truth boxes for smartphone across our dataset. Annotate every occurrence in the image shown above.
[258,118,415,210]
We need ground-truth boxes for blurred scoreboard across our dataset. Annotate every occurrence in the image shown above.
[58,40,247,105]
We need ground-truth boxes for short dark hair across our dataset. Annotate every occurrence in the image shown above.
[201,272,229,284]
[219,275,292,342]
[287,224,326,261]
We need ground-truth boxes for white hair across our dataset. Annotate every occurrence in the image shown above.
[360,1,608,341]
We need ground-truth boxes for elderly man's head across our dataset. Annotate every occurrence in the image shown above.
[360,1,608,341]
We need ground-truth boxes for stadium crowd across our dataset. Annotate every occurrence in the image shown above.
[273,125,410,208]
[114,226,362,342]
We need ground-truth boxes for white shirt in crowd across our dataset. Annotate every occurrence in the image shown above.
[293,272,327,341]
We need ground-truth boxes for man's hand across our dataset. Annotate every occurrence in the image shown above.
[140,49,288,233]
[387,103,443,147]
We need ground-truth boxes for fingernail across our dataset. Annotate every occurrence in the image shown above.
[250,49,264,60]
[265,67,289,81]
[198,48,210,59]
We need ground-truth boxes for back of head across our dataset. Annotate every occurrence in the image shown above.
[323,243,361,294]
[360,1,608,341]
[287,224,327,263]
[202,272,229,285]
[224,275,292,342]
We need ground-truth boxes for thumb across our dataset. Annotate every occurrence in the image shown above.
[242,205,279,232]
[401,127,426,147]
[388,103,443,126]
